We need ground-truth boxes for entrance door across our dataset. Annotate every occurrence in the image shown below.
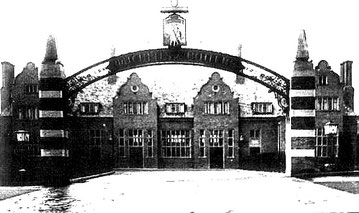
[210,147,223,169]
[129,147,143,168]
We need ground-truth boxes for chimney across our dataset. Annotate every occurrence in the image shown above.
[1,62,14,115]
[340,60,353,86]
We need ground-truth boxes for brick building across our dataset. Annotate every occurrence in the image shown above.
[0,32,358,185]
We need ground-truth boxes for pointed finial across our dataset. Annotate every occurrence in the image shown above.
[43,35,58,64]
[296,30,309,61]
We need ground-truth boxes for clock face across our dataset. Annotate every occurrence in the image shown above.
[163,14,186,46]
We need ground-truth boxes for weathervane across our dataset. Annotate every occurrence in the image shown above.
[161,0,188,48]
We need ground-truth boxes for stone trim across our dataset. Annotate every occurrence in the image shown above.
[39,90,62,98]
[39,110,63,118]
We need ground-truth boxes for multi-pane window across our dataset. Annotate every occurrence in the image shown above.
[316,128,339,158]
[204,102,230,115]
[89,129,105,158]
[128,129,143,147]
[251,102,273,114]
[123,102,149,115]
[209,130,224,147]
[117,129,126,157]
[199,129,206,158]
[161,130,191,158]
[316,97,339,111]
[227,129,234,158]
[24,84,38,94]
[89,129,105,146]
[318,75,328,86]
[165,103,185,114]
[146,130,154,158]
[17,106,38,120]
[80,103,101,114]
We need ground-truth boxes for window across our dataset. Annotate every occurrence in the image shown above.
[128,129,143,147]
[123,102,149,115]
[316,97,340,111]
[209,130,224,147]
[117,129,126,157]
[204,102,230,115]
[227,129,234,158]
[17,106,38,120]
[318,75,328,86]
[16,131,30,142]
[249,129,261,155]
[90,129,105,158]
[199,129,206,158]
[251,102,273,114]
[146,130,154,158]
[24,84,38,94]
[165,103,185,114]
[250,129,260,138]
[80,103,102,115]
[316,128,339,158]
[161,130,192,158]
[89,129,105,146]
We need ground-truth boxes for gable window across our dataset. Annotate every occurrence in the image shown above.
[24,84,38,94]
[204,102,230,115]
[318,75,328,86]
[251,102,273,114]
[165,103,185,114]
[316,97,339,111]
[80,103,102,115]
[123,102,148,115]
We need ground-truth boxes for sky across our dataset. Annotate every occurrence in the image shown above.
[1,0,359,109]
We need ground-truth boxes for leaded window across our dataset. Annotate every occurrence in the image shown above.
[316,128,339,158]
[161,130,192,158]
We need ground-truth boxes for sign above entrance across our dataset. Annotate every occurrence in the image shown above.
[163,14,187,47]
[161,0,188,48]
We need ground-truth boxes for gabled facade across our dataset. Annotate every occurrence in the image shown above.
[113,73,158,168]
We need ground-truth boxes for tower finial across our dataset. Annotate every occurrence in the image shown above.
[43,35,58,64]
[296,30,309,61]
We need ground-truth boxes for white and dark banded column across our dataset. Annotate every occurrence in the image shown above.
[286,30,316,175]
[39,36,69,185]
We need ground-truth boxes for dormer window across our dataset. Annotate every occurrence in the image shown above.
[252,102,273,114]
[80,103,102,115]
[165,103,186,114]
[319,75,328,86]
[24,84,38,94]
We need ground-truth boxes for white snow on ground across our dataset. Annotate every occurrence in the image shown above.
[0,170,358,213]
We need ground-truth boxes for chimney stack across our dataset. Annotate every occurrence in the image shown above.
[1,62,14,115]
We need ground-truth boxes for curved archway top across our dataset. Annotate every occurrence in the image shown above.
[65,47,289,112]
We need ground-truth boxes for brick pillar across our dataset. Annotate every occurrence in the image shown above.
[39,36,69,185]
[286,30,316,175]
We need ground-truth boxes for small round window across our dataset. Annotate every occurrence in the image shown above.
[212,85,219,92]
[131,85,139,93]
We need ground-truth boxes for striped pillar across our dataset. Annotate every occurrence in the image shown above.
[286,30,316,176]
[39,36,69,185]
